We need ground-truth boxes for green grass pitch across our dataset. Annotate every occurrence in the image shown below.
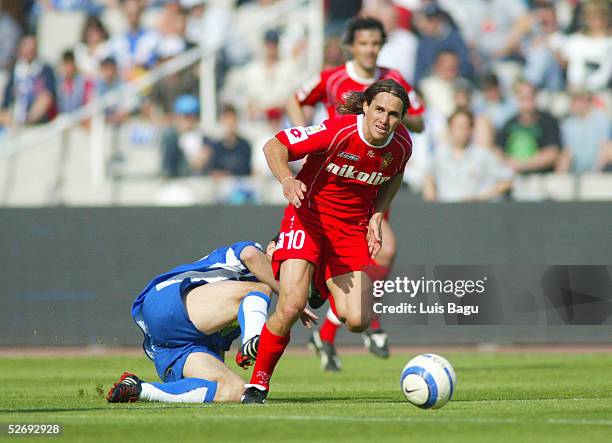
[1,351,612,442]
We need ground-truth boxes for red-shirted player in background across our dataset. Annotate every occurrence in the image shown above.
[286,17,425,370]
[241,79,412,403]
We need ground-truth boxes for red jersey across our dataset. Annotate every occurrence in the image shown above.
[275,114,412,223]
[296,61,425,119]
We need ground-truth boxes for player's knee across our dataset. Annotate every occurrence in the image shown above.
[345,314,369,333]
[346,321,368,333]
[277,300,305,323]
[214,377,244,402]
[248,282,272,296]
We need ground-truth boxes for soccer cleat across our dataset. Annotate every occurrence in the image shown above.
[241,384,268,404]
[236,335,260,369]
[106,372,142,403]
[307,280,325,309]
[362,329,390,359]
[308,330,342,372]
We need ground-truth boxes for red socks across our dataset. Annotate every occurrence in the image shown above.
[370,313,381,330]
[249,324,290,390]
[319,317,341,343]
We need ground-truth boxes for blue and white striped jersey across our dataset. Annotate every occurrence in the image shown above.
[131,241,262,359]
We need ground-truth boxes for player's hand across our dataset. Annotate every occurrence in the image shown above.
[300,307,319,329]
[282,177,308,208]
[367,213,384,259]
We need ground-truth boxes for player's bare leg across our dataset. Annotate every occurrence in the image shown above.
[363,217,396,358]
[183,281,271,335]
[182,352,245,402]
[243,259,314,403]
[326,270,374,333]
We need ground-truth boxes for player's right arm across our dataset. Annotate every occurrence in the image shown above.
[263,137,308,208]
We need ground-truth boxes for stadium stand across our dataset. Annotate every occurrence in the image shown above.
[0,0,610,206]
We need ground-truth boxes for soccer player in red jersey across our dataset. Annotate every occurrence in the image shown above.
[286,17,425,368]
[241,79,412,403]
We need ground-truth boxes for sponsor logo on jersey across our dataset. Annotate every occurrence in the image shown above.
[305,123,327,135]
[284,126,308,144]
[338,151,360,161]
[381,152,393,169]
[325,162,391,185]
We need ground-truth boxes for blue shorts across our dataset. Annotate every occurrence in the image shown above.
[137,281,232,383]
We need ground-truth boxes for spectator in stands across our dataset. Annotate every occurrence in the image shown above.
[155,1,188,59]
[439,0,528,76]
[496,80,560,174]
[74,15,111,78]
[183,0,231,53]
[108,0,160,79]
[473,73,516,130]
[222,29,300,123]
[0,35,56,127]
[413,3,474,85]
[420,50,464,118]
[369,3,417,83]
[561,0,612,94]
[556,89,612,174]
[0,7,21,92]
[423,109,513,202]
[506,1,565,92]
[93,56,132,125]
[143,55,198,126]
[160,94,211,178]
[56,50,92,114]
[209,104,252,177]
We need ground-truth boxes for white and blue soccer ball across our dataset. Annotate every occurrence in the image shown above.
[400,354,456,409]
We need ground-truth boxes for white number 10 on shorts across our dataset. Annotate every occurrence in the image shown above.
[277,230,306,250]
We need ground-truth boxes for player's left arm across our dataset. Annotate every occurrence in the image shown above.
[367,173,403,258]
[239,245,280,294]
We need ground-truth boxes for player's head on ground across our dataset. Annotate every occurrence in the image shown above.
[265,233,280,259]
[343,17,387,72]
[338,79,409,144]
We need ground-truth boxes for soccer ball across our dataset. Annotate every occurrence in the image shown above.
[400,354,456,409]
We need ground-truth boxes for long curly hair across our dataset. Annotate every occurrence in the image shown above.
[336,79,410,116]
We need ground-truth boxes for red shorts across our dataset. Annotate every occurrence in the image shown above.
[272,205,371,298]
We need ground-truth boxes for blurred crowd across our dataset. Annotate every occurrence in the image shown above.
[0,0,610,203]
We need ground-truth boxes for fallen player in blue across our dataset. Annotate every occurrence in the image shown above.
[106,239,316,404]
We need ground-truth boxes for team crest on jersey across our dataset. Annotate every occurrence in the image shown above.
[338,151,360,161]
[381,152,393,169]
[305,123,327,135]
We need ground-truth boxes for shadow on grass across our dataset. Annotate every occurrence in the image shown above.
[270,396,406,404]
[0,404,199,414]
